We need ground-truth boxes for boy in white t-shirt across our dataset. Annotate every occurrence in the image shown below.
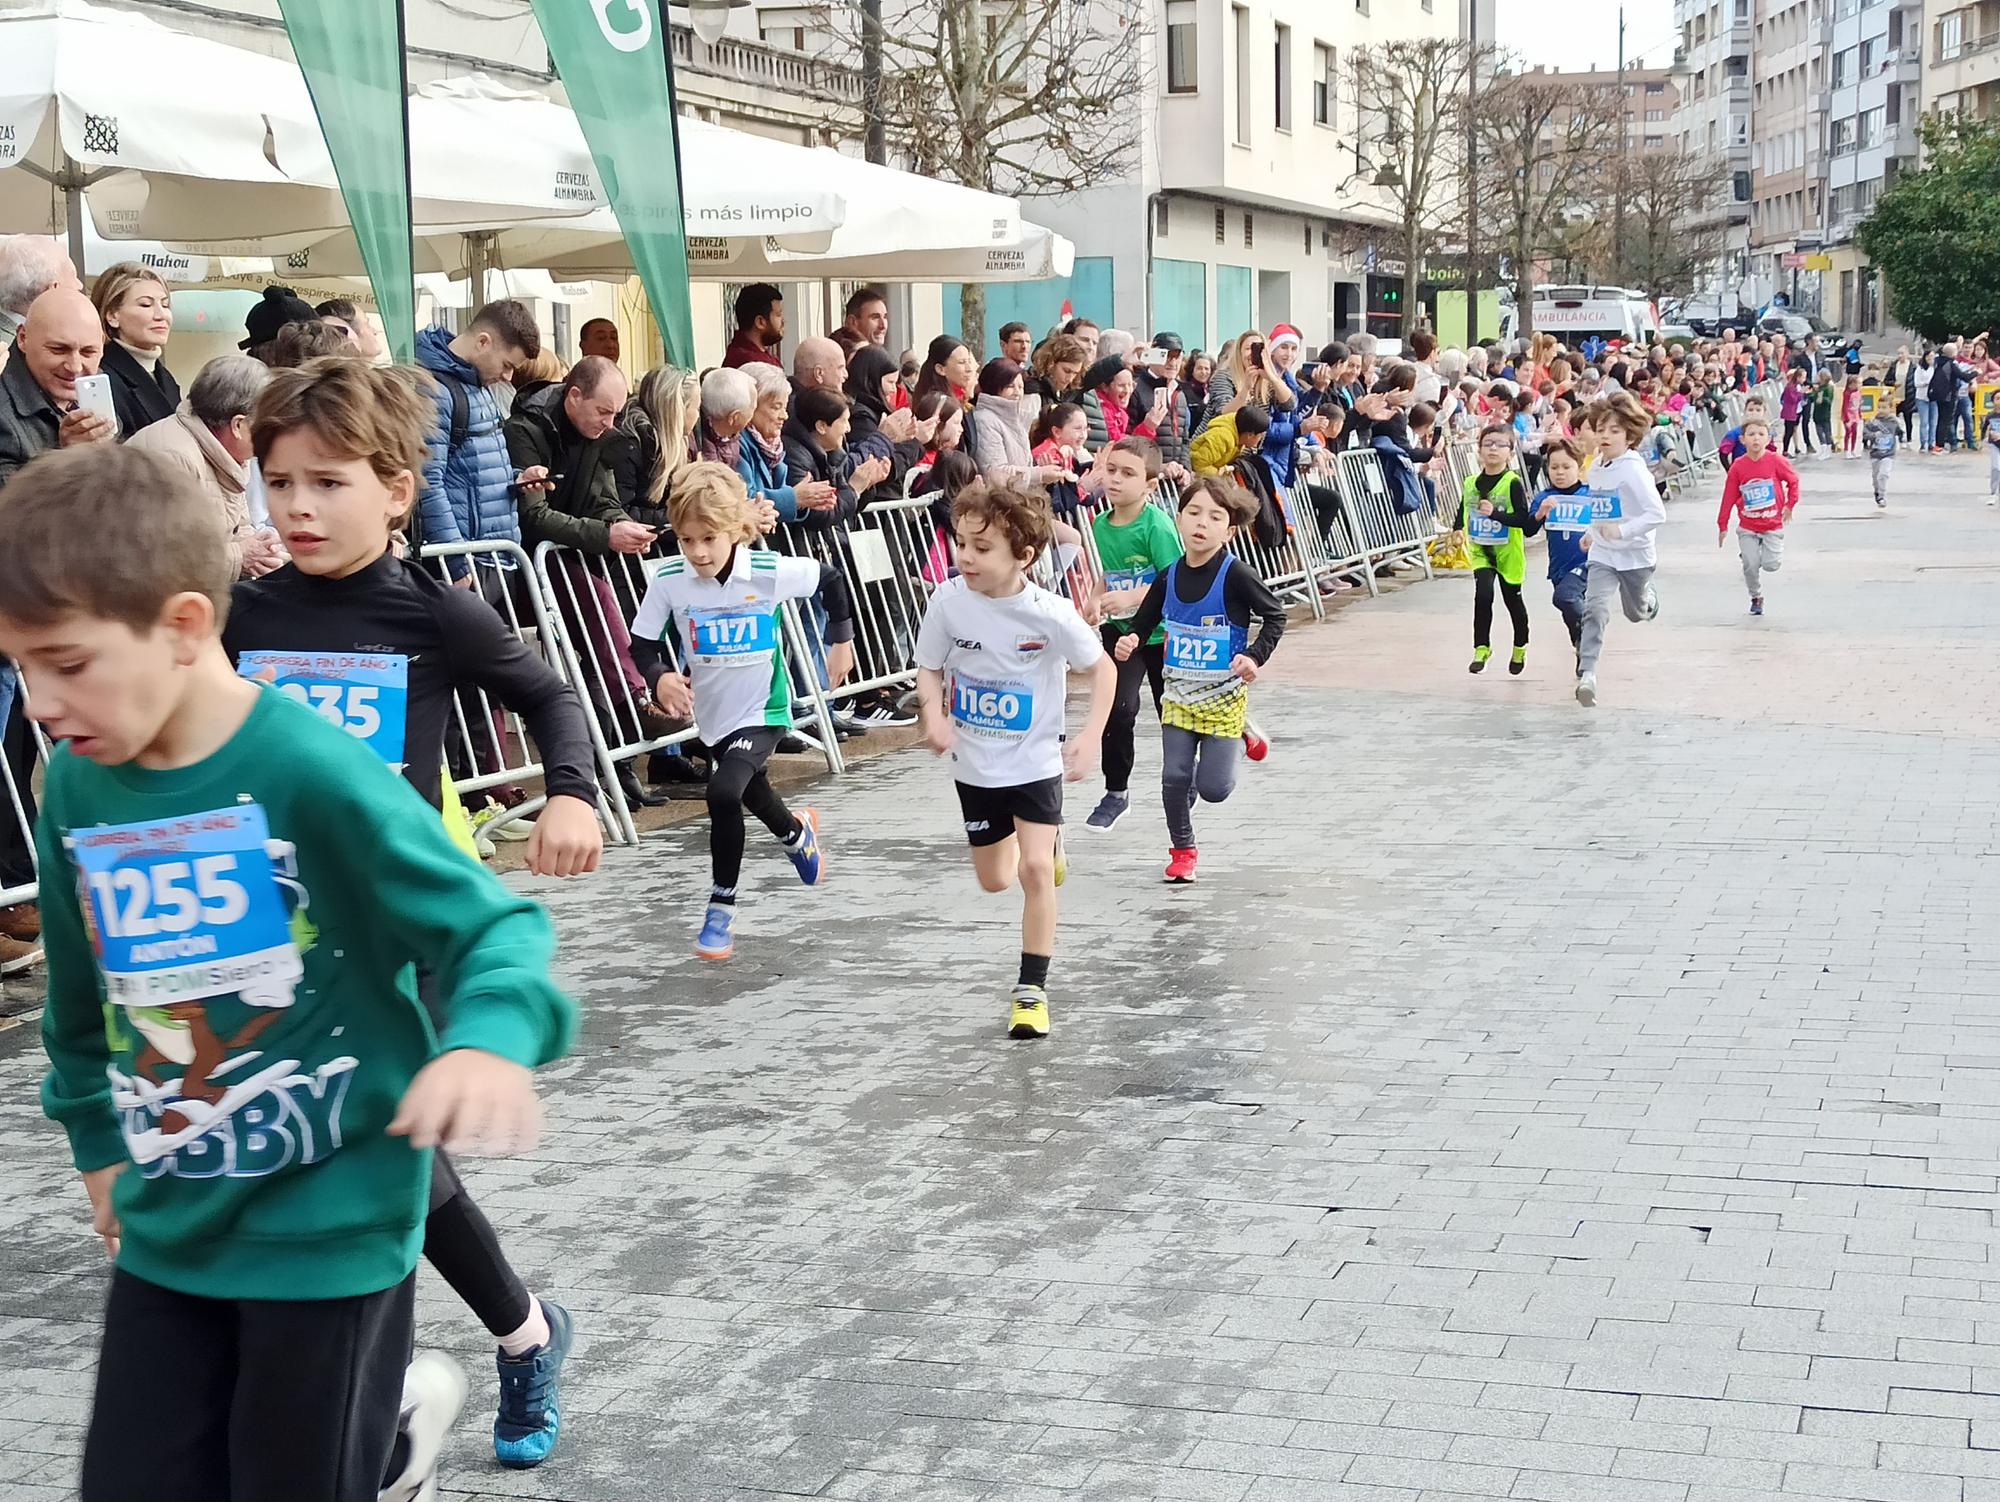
[631,463,855,961]
[1574,393,1665,709]
[915,481,1115,1041]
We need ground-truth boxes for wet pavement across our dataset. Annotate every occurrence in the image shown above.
[6,445,2000,1501]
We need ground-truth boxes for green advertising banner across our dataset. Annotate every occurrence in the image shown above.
[275,0,416,361]
[530,0,695,366]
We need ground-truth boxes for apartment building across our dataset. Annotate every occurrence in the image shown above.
[1672,0,1755,291]
[1822,1,1923,331]
[994,0,1483,351]
[1511,64,1680,153]
[1925,1,2000,118]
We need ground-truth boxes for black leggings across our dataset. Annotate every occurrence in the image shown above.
[425,1151,532,1338]
[1473,569,1529,651]
[1100,626,1164,795]
[707,725,800,892]
[1783,416,1811,454]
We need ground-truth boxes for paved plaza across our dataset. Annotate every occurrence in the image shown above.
[6,447,2000,1501]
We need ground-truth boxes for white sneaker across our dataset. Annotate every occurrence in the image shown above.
[1641,585,1660,622]
[379,1351,468,1502]
[1575,672,1598,708]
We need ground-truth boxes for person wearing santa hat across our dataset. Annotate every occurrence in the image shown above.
[1259,324,1334,490]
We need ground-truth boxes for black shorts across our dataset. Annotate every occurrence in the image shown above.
[955,777,1063,847]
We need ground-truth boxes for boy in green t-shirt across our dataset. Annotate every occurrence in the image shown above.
[0,442,575,1502]
[1458,422,1540,676]
[1085,436,1182,829]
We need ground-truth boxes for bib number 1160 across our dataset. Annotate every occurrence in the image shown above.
[88,856,249,940]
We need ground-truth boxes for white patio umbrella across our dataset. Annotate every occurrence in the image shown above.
[0,6,606,270]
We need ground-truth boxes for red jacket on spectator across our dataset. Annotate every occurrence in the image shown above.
[722,331,780,370]
[1719,448,1799,535]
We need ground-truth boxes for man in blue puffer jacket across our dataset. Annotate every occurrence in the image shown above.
[416,299,543,582]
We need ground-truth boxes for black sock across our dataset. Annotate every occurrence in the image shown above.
[711,885,737,907]
[1018,952,1050,990]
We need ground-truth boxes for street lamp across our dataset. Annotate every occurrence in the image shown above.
[674,0,748,46]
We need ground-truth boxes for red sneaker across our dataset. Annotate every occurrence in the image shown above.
[1163,847,1199,884]
[1242,722,1269,763]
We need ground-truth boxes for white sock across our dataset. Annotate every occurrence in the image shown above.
[497,1297,550,1357]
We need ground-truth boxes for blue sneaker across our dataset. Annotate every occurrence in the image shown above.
[694,903,735,961]
[785,808,824,886]
[494,1299,573,1469]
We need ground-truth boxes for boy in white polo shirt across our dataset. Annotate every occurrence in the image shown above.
[915,481,1115,1041]
[631,463,855,962]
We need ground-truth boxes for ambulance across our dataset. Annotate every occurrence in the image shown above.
[1497,286,1662,349]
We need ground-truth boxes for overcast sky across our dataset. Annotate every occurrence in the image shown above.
[1493,0,1678,73]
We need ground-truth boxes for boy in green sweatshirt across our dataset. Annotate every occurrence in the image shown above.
[1458,422,1541,675]
[0,441,575,1502]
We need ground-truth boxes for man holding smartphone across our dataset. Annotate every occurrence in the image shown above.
[1131,333,1191,477]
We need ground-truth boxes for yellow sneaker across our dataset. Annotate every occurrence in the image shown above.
[1053,829,1067,888]
[1008,984,1050,1041]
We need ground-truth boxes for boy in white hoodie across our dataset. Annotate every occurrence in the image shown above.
[1575,392,1665,709]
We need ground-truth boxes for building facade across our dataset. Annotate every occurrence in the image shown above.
[1924,1,2000,118]
[1672,0,1755,292]
[1822,0,1923,332]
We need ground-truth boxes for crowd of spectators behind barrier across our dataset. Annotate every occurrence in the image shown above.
[4,222,2000,970]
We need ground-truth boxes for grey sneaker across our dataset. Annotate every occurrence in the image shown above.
[1084,791,1129,830]
[1575,672,1598,708]
[1642,585,1660,622]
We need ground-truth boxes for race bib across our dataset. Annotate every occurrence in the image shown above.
[1165,619,1232,678]
[72,804,303,1007]
[689,606,777,668]
[1740,478,1778,515]
[1585,487,1625,525]
[1542,495,1592,534]
[1467,512,1510,546]
[950,676,1032,740]
[1102,566,1156,595]
[238,651,408,771]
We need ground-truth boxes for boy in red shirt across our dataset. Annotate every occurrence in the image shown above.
[1717,416,1800,618]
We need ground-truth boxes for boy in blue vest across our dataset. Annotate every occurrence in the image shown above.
[1115,476,1287,886]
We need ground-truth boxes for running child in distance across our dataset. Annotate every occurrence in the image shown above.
[915,480,1114,1041]
[1115,476,1287,885]
[1716,416,1800,618]
[1458,422,1541,677]
[0,443,574,1502]
[1531,436,1592,668]
[630,462,855,962]
[1084,436,1182,831]
[224,355,597,1471]
[1574,393,1665,709]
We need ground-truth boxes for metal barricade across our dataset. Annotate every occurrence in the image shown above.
[763,503,938,712]
[532,541,845,839]
[1331,448,1435,581]
[0,667,48,912]
[417,540,637,846]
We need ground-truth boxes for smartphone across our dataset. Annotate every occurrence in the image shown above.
[1248,341,1266,364]
[73,373,116,426]
[1138,346,1168,368]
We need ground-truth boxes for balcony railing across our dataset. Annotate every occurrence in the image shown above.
[1936,32,2000,66]
[670,23,862,104]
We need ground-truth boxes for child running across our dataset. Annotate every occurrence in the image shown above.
[1458,422,1540,676]
[221,356,596,1471]
[1716,416,1800,618]
[2,443,575,1502]
[1532,437,1592,666]
[1116,476,1287,884]
[915,480,1114,1040]
[1985,404,2000,507]
[629,462,855,961]
[1575,393,1665,708]
[1085,436,1182,830]
[1863,403,1899,510]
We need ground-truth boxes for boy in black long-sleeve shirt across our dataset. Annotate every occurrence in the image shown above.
[1117,476,1286,885]
[223,358,593,1471]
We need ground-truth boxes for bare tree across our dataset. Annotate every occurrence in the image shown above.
[1613,146,1728,304]
[1349,38,1482,340]
[1474,71,1621,337]
[814,0,1146,351]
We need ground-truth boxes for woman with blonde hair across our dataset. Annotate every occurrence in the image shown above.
[611,363,699,530]
[91,260,179,437]
[1196,329,1292,437]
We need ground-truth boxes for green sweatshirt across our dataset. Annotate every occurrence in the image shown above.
[1091,502,1184,644]
[37,687,575,1302]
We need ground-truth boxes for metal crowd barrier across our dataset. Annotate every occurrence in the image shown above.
[0,671,49,912]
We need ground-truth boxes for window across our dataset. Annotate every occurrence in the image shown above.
[1645,81,1665,94]
[1233,5,1251,144]
[1304,224,1314,256]
[1832,46,1853,87]
[1860,38,1878,76]
[1645,108,1664,121]
[1274,22,1292,131]
[1156,197,1170,235]
[1313,43,1335,127]
[1215,205,1226,245]
[1858,104,1885,147]
[1165,1,1198,94]
[1244,213,1254,249]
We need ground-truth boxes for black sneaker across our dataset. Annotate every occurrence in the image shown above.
[1085,792,1129,830]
